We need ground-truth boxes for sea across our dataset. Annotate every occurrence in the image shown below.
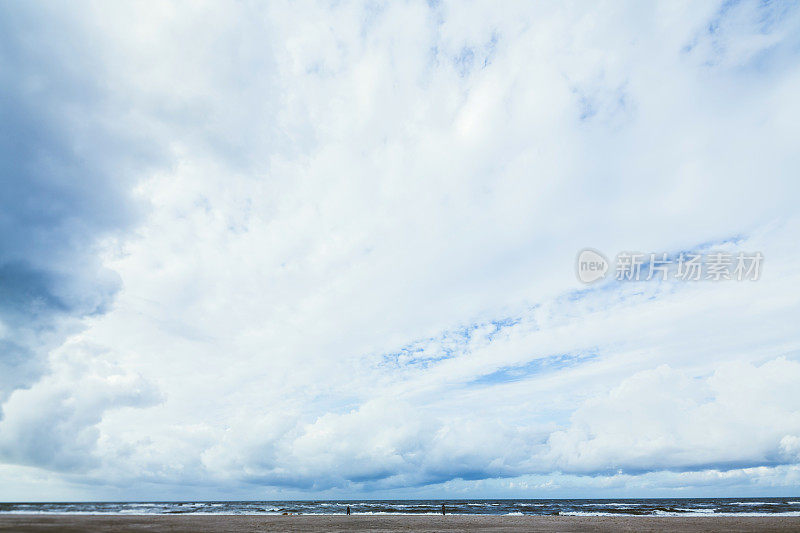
[1,498,799,516]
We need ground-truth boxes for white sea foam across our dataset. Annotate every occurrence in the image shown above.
[583,503,641,507]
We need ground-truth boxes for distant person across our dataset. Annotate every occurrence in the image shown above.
[441,503,445,516]
[346,505,350,515]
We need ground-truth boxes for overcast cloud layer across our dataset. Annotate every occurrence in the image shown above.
[1,0,800,500]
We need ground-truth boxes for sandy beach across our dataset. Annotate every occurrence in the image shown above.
[2,514,800,532]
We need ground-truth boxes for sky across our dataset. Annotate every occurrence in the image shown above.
[1,0,800,501]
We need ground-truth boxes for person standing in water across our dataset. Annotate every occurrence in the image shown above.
[441,503,445,516]
[346,505,350,515]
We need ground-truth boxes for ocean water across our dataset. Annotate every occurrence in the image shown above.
[1,498,799,516]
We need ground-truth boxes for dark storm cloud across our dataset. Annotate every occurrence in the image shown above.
[0,3,164,401]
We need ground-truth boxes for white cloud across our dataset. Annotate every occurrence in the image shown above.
[0,339,159,472]
[545,358,800,475]
[1,0,800,498]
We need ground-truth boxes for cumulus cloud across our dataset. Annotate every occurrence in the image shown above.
[0,339,159,471]
[545,358,800,475]
[199,399,545,491]
[1,0,800,498]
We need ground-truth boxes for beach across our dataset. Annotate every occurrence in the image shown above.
[2,514,800,532]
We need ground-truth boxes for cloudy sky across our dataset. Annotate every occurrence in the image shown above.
[1,0,800,501]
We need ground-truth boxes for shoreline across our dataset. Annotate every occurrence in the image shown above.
[3,511,800,517]
[3,514,800,532]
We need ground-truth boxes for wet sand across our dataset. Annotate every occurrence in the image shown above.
[1,514,800,532]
